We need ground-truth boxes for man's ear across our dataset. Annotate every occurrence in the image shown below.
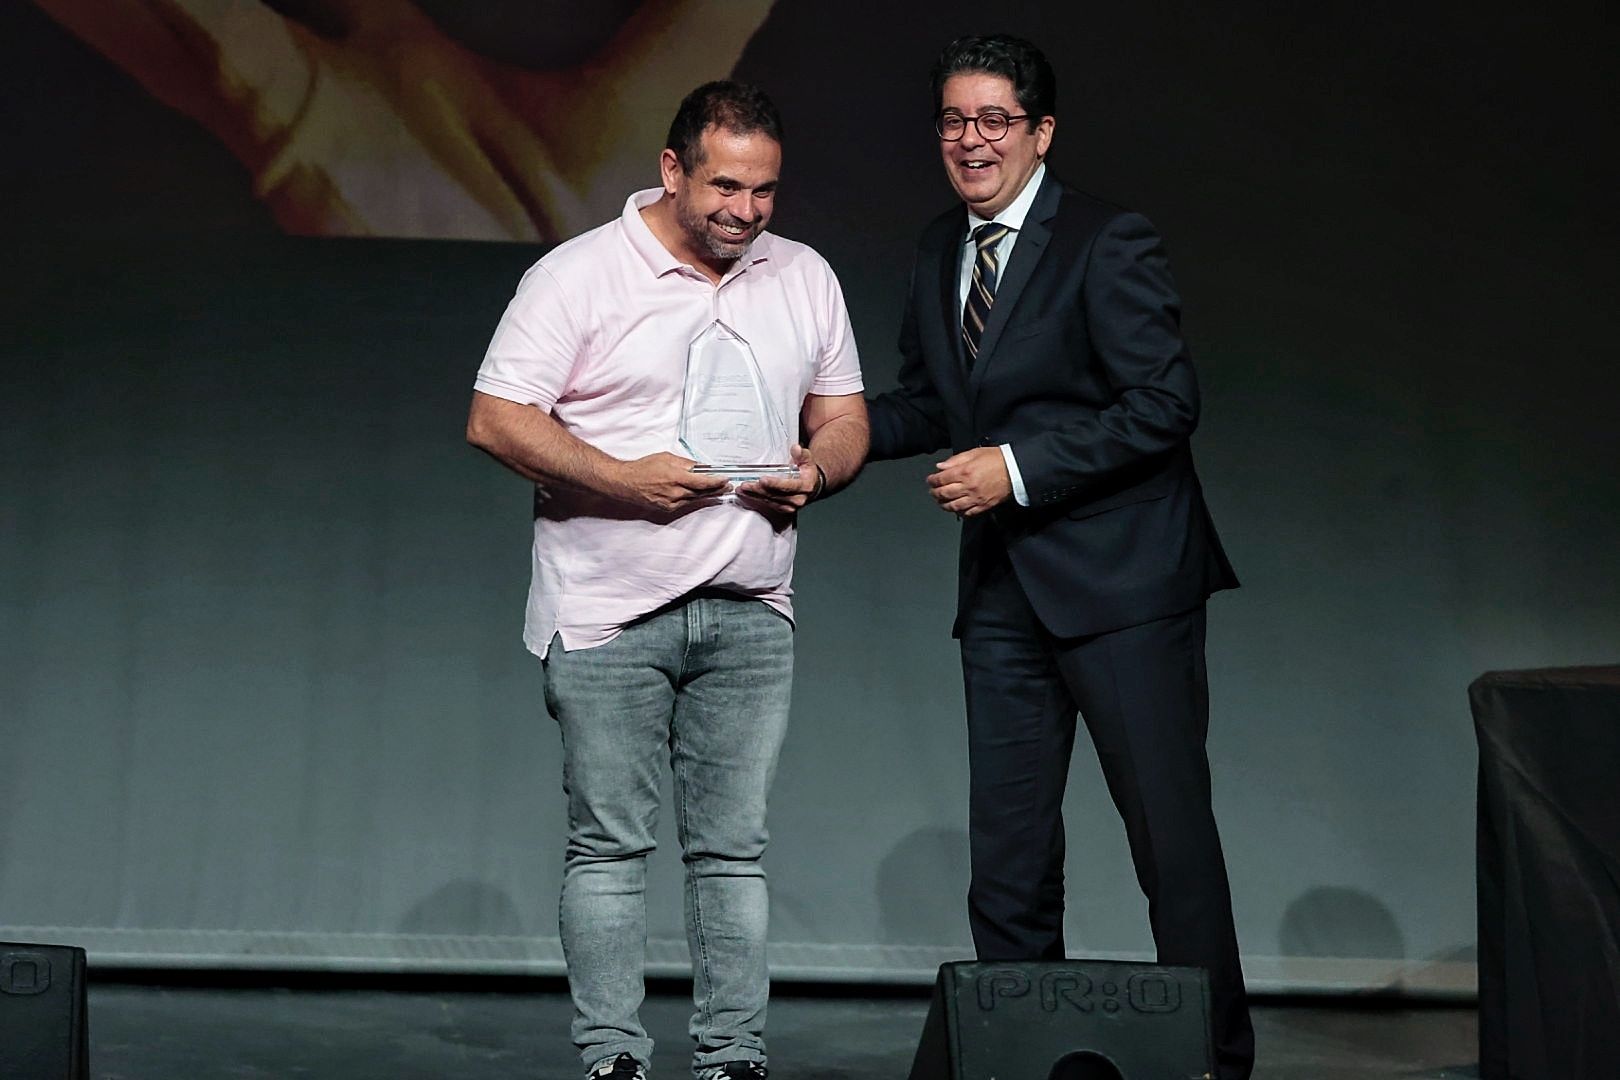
[1035,115,1056,158]
[659,148,685,195]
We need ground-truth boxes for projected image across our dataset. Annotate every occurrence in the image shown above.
[31,0,776,241]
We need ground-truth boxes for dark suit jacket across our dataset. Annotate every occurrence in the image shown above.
[868,172,1238,638]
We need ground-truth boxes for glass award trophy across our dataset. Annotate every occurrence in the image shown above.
[679,320,799,479]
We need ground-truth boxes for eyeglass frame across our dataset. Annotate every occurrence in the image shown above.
[935,110,1033,142]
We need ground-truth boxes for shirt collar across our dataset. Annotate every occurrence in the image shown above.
[965,162,1047,241]
[621,187,773,279]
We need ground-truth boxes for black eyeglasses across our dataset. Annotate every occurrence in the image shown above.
[936,111,1030,142]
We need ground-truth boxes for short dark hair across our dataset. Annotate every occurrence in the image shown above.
[665,81,784,172]
[931,35,1056,130]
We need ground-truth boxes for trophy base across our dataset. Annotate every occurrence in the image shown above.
[691,464,802,481]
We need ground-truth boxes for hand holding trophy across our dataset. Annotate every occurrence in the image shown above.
[679,320,800,481]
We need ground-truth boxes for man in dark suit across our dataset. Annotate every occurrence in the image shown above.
[866,34,1254,1079]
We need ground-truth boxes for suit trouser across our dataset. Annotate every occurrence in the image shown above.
[957,537,1255,1080]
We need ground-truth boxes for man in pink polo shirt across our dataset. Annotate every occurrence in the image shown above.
[466,82,867,1080]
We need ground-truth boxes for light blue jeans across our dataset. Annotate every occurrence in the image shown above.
[542,592,793,1076]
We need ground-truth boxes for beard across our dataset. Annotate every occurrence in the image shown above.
[676,198,759,261]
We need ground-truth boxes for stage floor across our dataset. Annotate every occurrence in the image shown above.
[86,977,1479,1079]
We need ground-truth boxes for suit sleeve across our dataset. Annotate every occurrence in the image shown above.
[1009,212,1200,502]
[867,254,952,460]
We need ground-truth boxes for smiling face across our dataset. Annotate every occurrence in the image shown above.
[660,125,780,267]
[938,71,1054,218]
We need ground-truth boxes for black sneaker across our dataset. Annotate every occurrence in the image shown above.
[588,1053,648,1080]
[696,1063,767,1080]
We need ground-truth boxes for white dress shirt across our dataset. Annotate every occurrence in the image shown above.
[957,162,1046,507]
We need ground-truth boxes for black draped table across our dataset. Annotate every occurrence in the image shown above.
[1471,665,1620,1080]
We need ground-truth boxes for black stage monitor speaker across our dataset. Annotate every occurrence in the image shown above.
[0,943,90,1080]
[908,960,1214,1080]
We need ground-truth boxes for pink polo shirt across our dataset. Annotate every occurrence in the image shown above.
[475,189,864,658]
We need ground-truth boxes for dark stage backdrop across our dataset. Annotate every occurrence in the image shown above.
[3,1,1615,993]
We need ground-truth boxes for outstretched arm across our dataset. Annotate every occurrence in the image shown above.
[868,260,952,461]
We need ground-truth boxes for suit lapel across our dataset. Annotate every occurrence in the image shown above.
[967,172,1061,399]
[937,210,968,381]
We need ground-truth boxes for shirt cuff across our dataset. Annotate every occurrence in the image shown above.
[1000,443,1029,507]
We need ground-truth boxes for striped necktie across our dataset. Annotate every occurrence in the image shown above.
[962,222,1012,365]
